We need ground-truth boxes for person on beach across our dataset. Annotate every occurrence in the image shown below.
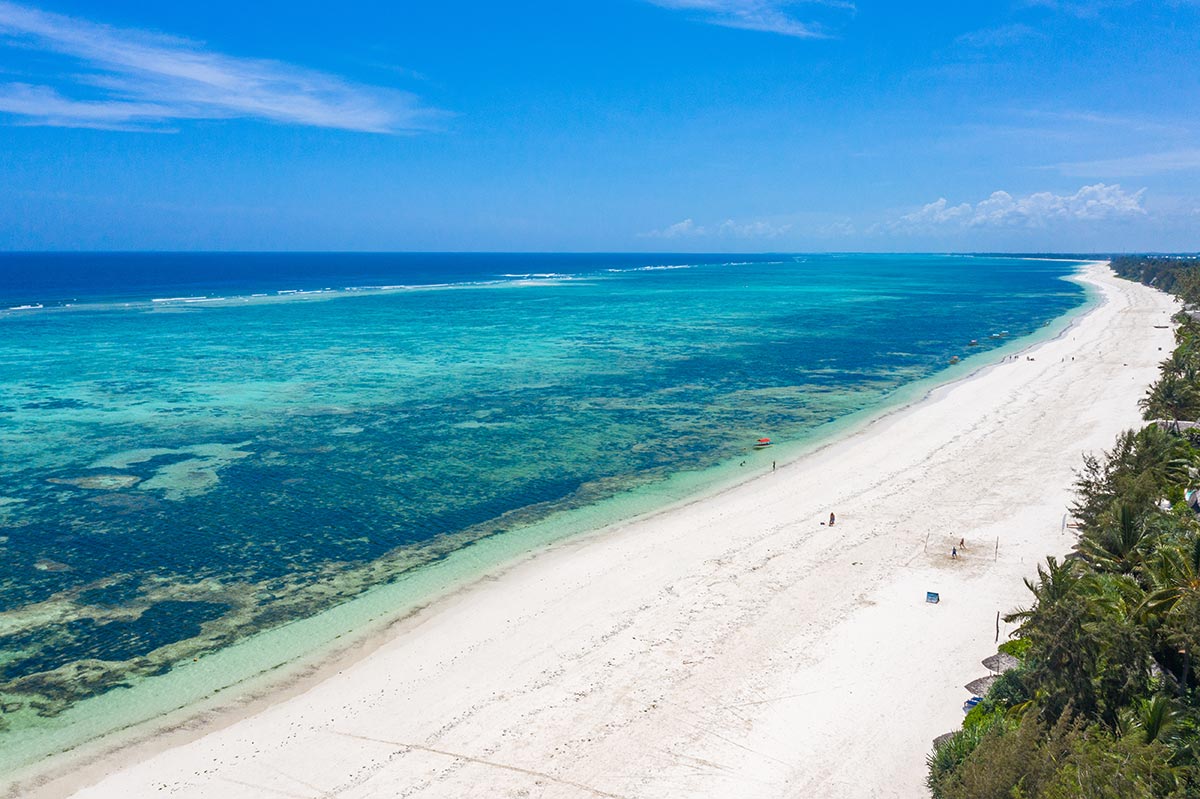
[959,537,965,549]
[952,546,958,559]
[829,512,836,526]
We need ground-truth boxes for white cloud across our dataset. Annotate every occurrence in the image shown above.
[1018,0,1142,18]
[647,218,705,238]
[717,218,795,237]
[643,216,795,239]
[644,0,854,38]
[1052,148,1200,177]
[955,23,1040,47]
[894,183,1146,231]
[0,1,436,132]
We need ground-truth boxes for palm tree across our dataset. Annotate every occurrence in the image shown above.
[1144,538,1200,616]
[1006,557,1097,720]
[1009,559,1153,726]
[1078,503,1156,576]
[1143,538,1200,693]
[1009,556,1081,622]
[1140,372,1200,426]
[1073,425,1193,528]
[1129,694,1177,744]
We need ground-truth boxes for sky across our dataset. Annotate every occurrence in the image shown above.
[0,0,1197,252]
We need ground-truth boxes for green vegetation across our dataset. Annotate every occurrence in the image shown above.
[929,256,1200,798]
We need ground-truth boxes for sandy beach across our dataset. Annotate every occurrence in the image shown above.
[16,263,1177,799]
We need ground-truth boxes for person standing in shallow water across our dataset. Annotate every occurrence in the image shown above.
[829,512,836,526]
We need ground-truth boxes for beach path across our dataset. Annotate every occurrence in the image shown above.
[35,264,1177,799]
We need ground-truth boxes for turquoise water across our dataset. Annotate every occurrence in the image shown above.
[0,253,1085,766]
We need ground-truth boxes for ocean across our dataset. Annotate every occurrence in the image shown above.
[0,252,1087,770]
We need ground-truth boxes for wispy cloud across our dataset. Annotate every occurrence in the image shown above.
[1013,108,1187,135]
[890,183,1146,231]
[0,1,437,132]
[644,0,854,38]
[1050,149,1200,177]
[642,216,796,239]
[1018,0,1136,18]
[955,23,1041,48]
[1016,0,1200,18]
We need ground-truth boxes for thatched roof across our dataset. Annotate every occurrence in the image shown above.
[965,675,998,696]
[982,652,1020,673]
[933,731,957,749]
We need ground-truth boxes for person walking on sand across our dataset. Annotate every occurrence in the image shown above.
[829,512,836,527]
[951,546,958,559]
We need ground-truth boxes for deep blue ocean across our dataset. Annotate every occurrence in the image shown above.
[0,252,1086,762]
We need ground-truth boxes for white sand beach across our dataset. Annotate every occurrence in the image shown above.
[21,263,1177,799]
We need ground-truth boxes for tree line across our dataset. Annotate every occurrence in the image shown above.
[928,256,1200,798]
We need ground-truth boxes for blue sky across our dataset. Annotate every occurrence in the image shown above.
[0,0,1197,252]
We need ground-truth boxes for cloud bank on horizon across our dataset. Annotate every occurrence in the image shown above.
[646,184,1150,243]
[894,183,1146,231]
[0,1,433,132]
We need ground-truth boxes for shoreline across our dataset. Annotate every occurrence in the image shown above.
[8,261,1155,799]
